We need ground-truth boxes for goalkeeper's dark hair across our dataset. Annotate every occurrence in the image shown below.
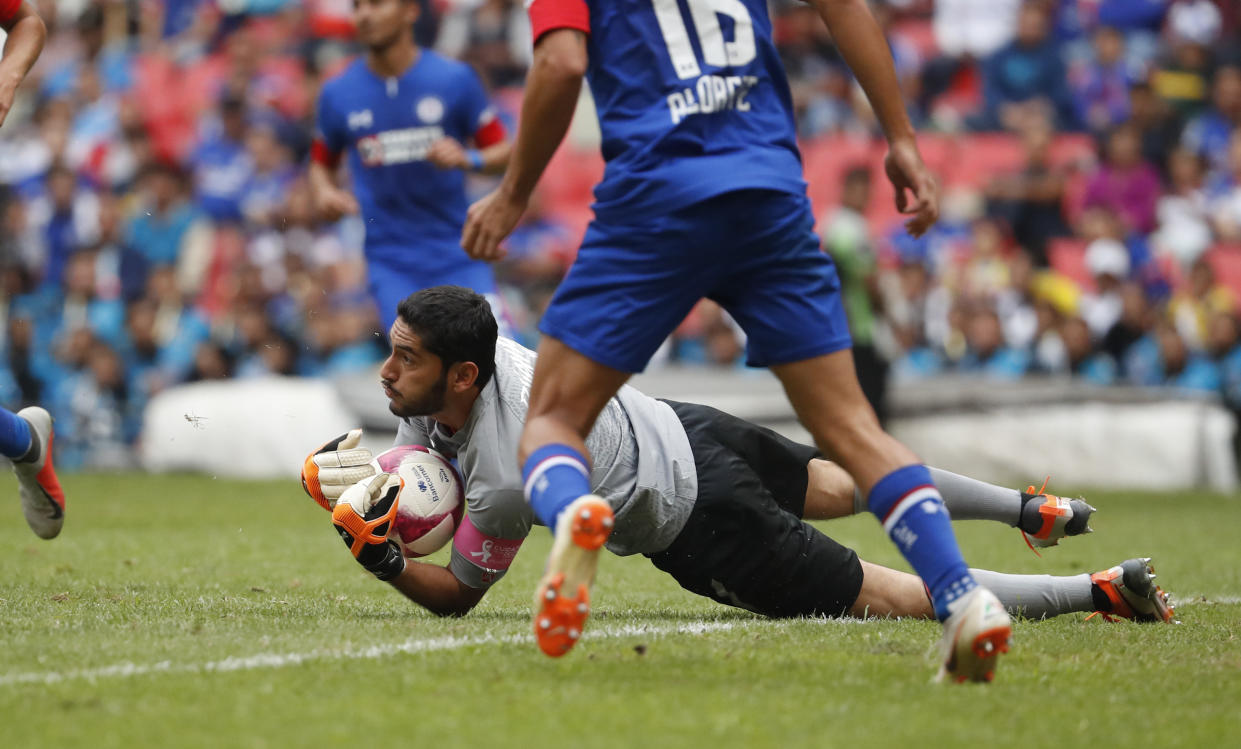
[397,285,497,391]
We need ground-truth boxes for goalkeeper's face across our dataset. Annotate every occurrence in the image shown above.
[380,320,449,418]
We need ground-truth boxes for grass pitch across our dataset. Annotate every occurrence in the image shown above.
[1,473,1239,748]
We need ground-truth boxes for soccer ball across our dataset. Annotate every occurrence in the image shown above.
[371,445,465,558]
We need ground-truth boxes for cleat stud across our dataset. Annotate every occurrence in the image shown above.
[1142,557,1151,564]
[545,589,557,601]
[568,628,580,640]
[539,618,551,630]
[580,509,591,520]
[577,602,588,614]
[602,517,614,528]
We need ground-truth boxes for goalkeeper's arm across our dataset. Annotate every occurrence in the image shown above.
[331,473,487,617]
[387,562,487,618]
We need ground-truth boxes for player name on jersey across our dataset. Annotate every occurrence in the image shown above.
[665,73,759,125]
[356,125,445,167]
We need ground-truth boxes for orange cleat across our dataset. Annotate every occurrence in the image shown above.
[12,407,65,540]
[1089,558,1175,623]
[533,495,614,657]
[1020,479,1095,551]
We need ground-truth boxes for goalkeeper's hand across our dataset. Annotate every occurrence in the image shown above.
[332,473,407,582]
[302,429,376,510]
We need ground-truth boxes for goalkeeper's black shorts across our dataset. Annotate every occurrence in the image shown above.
[647,400,865,619]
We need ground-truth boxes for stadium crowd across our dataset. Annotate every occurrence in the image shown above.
[1,0,1241,468]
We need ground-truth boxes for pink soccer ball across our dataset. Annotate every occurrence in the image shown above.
[372,445,465,558]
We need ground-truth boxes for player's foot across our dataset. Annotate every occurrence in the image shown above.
[936,587,1012,684]
[12,407,65,539]
[1089,557,1175,623]
[1019,480,1095,549]
[532,495,614,657]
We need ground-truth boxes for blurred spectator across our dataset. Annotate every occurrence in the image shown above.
[1081,238,1130,337]
[1128,80,1185,178]
[189,340,235,382]
[1126,319,1222,391]
[1069,26,1144,133]
[1102,281,1157,375]
[191,94,252,224]
[29,163,99,288]
[1168,257,1234,349]
[984,115,1069,263]
[1152,146,1212,265]
[436,0,530,89]
[1207,129,1241,240]
[1180,64,1241,179]
[975,2,1077,132]
[128,162,207,269]
[957,304,1030,379]
[1057,315,1117,385]
[1082,123,1162,235]
[1152,1,1220,118]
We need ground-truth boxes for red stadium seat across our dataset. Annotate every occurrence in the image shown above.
[1203,244,1241,302]
[1048,238,1094,292]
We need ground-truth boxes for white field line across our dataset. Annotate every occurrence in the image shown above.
[0,619,775,688]
[1171,594,1241,606]
[3,596,1236,689]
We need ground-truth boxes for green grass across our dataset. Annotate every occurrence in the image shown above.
[2,474,1239,748]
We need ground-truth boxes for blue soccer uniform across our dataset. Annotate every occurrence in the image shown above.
[312,52,507,329]
[527,0,851,372]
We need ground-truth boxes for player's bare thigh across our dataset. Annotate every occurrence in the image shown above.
[520,335,633,462]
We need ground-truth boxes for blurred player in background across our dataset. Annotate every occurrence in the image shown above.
[462,0,1012,680]
[1,2,64,540]
[309,0,512,332]
[302,287,1172,649]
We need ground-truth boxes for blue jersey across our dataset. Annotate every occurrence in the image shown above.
[314,52,505,279]
[528,0,806,218]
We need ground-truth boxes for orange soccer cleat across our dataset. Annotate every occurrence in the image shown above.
[533,495,614,657]
[1089,558,1176,623]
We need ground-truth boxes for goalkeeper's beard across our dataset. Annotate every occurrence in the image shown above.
[385,371,448,418]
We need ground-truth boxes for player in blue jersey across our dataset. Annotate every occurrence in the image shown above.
[309,0,512,332]
[462,0,1022,681]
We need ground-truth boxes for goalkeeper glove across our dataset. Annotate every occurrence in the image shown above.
[302,428,376,510]
[332,473,407,581]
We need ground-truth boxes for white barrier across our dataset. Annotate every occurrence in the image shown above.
[140,378,362,479]
[888,402,1237,492]
[140,372,1239,491]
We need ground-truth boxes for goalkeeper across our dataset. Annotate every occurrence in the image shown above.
[303,287,1173,660]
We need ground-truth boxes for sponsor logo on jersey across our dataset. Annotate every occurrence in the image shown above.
[416,96,445,124]
[356,126,445,166]
[347,109,374,130]
[666,74,758,125]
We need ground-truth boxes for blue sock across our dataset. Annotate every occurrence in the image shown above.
[0,408,32,460]
[868,464,976,621]
[522,444,592,531]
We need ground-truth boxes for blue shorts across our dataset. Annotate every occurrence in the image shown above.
[540,189,852,373]
[366,252,499,333]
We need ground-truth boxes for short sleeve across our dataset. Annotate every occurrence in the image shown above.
[312,85,346,166]
[0,0,21,27]
[526,0,590,44]
[455,65,506,147]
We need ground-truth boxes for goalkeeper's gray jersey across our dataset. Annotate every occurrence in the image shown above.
[395,337,698,588]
